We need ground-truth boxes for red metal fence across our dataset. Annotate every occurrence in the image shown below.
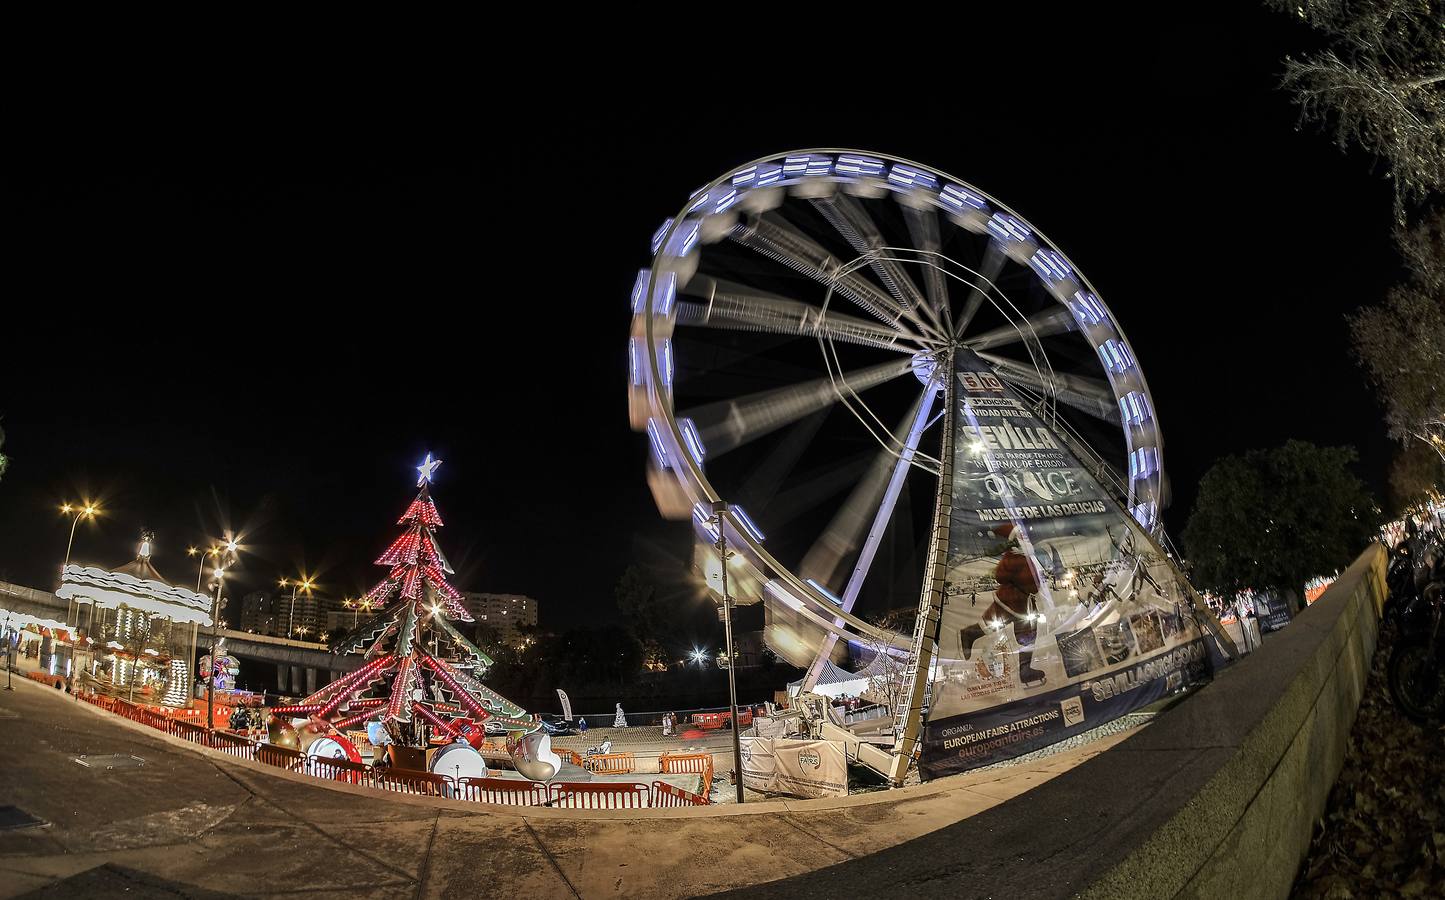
[459,777,549,806]
[548,782,651,809]
[73,689,712,808]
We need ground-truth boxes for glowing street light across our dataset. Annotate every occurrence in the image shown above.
[689,647,708,666]
[59,502,100,576]
[59,501,100,636]
[280,576,315,639]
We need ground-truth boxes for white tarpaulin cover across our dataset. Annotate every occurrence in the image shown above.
[740,737,847,799]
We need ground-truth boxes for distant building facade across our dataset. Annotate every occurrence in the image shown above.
[239,589,331,639]
[238,591,281,636]
[459,592,538,648]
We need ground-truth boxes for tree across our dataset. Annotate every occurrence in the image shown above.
[1267,0,1445,216]
[1182,440,1378,610]
[271,457,529,744]
[855,609,910,721]
[1268,3,1445,465]
[0,422,8,482]
[615,563,682,656]
[1347,208,1445,458]
[1388,438,1444,511]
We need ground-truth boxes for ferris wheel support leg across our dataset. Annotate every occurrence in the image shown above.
[800,383,939,693]
[890,351,956,786]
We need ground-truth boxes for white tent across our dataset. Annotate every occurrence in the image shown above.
[787,660,868,699]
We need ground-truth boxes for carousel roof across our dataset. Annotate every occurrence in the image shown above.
[55,542,212,626]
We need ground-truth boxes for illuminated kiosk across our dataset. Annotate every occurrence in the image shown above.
[56,535,212,706]
[629,149,1238,786]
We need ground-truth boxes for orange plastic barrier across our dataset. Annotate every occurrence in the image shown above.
[660,752,713,775]
[582,752,636,775]
[650,780,710,807]
[689,709,752,730]
[459,777,549,806]
[26,671,66,690]
[660,752,714,795]
[548,782,651,809]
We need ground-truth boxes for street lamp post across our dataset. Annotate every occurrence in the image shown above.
[280,577,314,639]
[4,611,13,692]
[206,565,225,730]
[59,503,98,635]
[712,501,746,804]
[187,544,221,709]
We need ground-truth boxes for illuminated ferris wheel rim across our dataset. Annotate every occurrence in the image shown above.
[633,148,1165,649]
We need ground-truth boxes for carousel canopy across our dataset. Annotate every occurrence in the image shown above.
[55,541,212,626]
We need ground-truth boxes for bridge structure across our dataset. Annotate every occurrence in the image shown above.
[0,579,356,697]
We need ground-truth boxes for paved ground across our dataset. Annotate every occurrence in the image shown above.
[0,676,1140,898]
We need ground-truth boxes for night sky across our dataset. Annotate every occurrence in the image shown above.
[1,9,1400,633]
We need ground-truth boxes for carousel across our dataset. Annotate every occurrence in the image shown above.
[55,533,213,706]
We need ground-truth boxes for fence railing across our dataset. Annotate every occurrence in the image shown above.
[582,752,636,775]
[254,743,306,771]
[309,755,371,784]
[73,689,712,807]
[374,767,453,797]
[659,751,714,796]
[459,777,549,806]
[651,780,710,807]
[209,730,256,758]
[549,782,651,809]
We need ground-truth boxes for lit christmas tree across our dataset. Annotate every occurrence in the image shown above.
[272,455,529,742]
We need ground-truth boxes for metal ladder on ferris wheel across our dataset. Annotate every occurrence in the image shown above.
[888,350,956,784]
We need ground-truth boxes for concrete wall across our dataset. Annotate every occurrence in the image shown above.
[739,543,1388,900]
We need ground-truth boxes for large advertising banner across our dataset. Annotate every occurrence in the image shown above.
[920,350,1214,780]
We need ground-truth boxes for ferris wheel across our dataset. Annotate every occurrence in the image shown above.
[627,149,1166,693]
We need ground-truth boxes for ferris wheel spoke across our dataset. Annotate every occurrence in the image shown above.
[673,280,921,354]
[961,307,1078,351]
[798,387,933,589]
[809,193,940,328]
[730,214,947,344]
[685,358,915,457]
[975,351,1122,423]
[902,205,952,331]
[954,242,1007,339]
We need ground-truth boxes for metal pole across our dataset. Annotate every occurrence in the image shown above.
[62,511,81,633]
[4,613,12,691]
[206,582,222,730]
[188,620,199,708]
[713,501,745,804]
[288,585,298,638]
